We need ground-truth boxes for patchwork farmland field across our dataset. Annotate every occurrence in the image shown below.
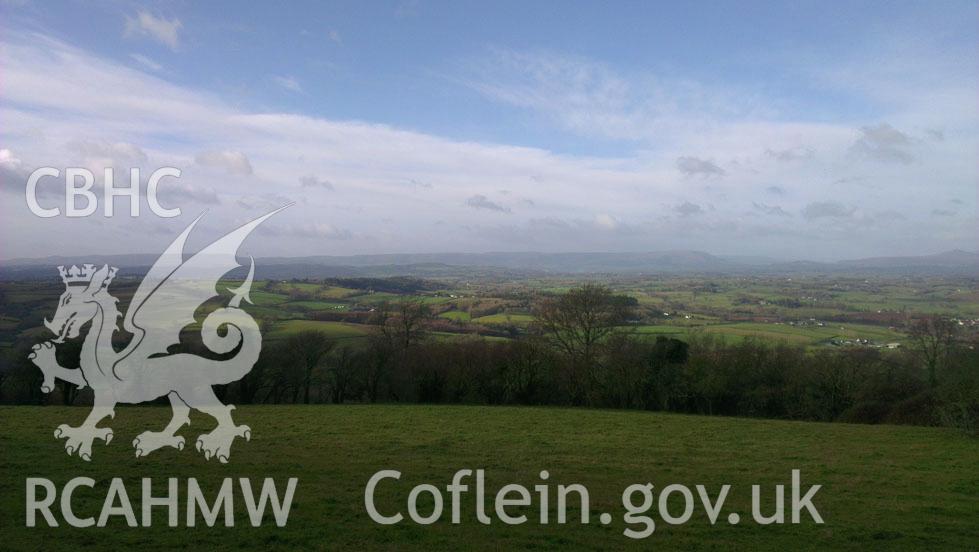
[631,321,906,346]
[4,274,976,354]
[269,320,371,340]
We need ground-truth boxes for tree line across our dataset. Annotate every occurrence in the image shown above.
[1,284,976,434]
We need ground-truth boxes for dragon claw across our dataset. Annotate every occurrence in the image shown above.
[54,424,112,461]
[195,424,249,463]
[132,431,184,458]
[30,342,58,392]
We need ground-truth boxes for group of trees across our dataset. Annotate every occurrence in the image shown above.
[1,284,976,433]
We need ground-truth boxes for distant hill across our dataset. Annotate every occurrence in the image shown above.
[1,249,977,280]
[261,250,739,273]
[834,249,979,269]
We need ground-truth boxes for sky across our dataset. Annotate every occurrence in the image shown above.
[0,0,976,261]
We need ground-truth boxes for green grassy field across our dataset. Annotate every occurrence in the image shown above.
[269,320,370,340]
[283,300,349,311]
[633,321,905,347]
[472,313,535,326]
[438,310,471,322]
[1,405,975,550]
[8,275,978,357]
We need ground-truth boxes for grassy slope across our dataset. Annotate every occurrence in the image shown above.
[1,405,975,551]
[439,310,471,322]
[472,313,535,325]
[268,320,370,340]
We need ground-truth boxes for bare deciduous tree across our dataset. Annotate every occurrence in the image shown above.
[361,299,432,402]
[284,330,335,404]
[908,316,958,387]
[390,299,432,349]
[327,346,358,404]
[534,284,633,403]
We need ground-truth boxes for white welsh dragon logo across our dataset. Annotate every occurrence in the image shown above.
[28,207,286,463]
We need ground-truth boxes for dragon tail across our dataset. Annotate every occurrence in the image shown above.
[199,264,261,385]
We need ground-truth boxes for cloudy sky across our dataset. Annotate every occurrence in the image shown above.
[0,1,975,261]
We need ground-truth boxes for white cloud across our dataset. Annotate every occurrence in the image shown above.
[0,148,21,168]
[130,53,163,72]
[0,31,975,260]
[466,194,510,213]
[124,11,182,51]
[802,201,856,221]
[273,75,303,93]
[67,139,148,174]
[458,49,773,143]
[194,150,253,175]
[752,202,792,217]
[674,202,703,217]
[69,140,147,163]
[300,175,334,190]
[264,222,352,240]
[765,147,814,162]
[849,123,914,164]
[160,180,221,205]
[676,156,725,177]
[328,30,342,44]
[594,213,618,229]
[237,193,293,211]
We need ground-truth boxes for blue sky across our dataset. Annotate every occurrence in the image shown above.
[0,1,976,260]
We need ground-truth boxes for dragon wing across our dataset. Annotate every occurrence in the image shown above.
[121,212,205,344]
[120,206,287,360]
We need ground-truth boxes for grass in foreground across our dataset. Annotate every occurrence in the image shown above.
[0,405,975,550]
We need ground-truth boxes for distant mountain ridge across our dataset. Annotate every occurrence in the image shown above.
[2,249,977,280]
[835,249,979,268]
